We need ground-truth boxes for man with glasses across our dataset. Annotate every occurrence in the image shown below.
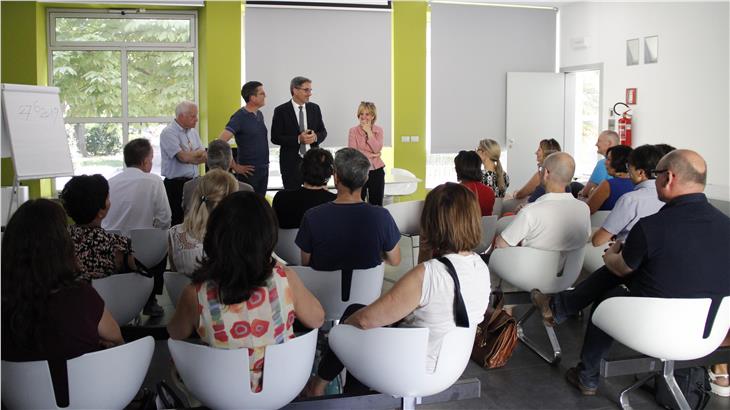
[219,81,270,195]
[271,76,328,190]
[531,149,730,396]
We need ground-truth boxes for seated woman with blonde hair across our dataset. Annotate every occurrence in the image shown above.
[168,191,324,393]
[476,138,510,198]
[513,138,561,201]
[304,182,490,396]
[168,169,239,276]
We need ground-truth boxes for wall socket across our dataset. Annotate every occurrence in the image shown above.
[399,135,421,143]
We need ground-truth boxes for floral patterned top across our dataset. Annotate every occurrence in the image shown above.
[68,225,132,282]
[195,265,296,392]
[482,170,510,198]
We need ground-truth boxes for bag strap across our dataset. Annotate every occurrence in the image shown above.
[437,256,470,328]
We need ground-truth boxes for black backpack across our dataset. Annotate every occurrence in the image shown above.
[654,366,711,410]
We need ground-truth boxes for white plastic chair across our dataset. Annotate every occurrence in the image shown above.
[129,228,168,269]
[1,336,154,410]
[489,246,586,363]
[384,168,418,197]
[499,198,523,215]
[384,200,424,267]
[275,228,301,265]
[474,215,498,254]
[583,243,606,273]
[329,325,477,410]
[495,215,515,237]
[168,329,318,410]
[92,273,154,325]
[292,264,384,322]
[590,210,611,228]
[593,296,730,409]
[164,271,191,308]
[105,229,123,236]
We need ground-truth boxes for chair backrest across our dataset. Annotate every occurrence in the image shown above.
[495,214,515,236]
[164,271,192,308]
[385,168,418,196]
[474,215,499,254]
[582,243,606,274]
[492,197,503,217]
[168,329,317,410]
[489,247,585,294]
[384,200,424,236]
[499,198,523,215]
[292,264,384,321]
[2,336,154,410]
[105,229,123,236]
[129,228,168,268]
[92,273,154,325]
[274,228,301,265]
[593,296,730,361]
[590,210,611,227]
[329,325,476,398]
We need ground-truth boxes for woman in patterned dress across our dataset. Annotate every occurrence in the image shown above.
[168,191,324,392]
[476,138,510,198]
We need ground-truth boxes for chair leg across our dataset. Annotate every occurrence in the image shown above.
[662,361,691,410]
[618,373,654,410]
[516,305,562,364]
[401,396,417,410]
[409,236,418,268]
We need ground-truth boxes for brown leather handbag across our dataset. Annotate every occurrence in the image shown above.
[471,290,518,369]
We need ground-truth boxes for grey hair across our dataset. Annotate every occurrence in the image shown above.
[175,101,197,117]
[334,148,370,192]
[289,76,311,95]
[543,152,575,186]
[207,140,233,171]
[600,130,620,146]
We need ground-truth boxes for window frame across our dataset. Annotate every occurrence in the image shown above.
[47,9,199,175]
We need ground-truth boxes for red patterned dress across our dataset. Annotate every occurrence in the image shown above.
[195,265,296,392]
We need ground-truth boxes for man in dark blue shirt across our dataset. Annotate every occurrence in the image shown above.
[296,148,401,271]
[219,81,269,195]
[531,149,730,395]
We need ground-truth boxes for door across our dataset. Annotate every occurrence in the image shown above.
[505,72,565,190]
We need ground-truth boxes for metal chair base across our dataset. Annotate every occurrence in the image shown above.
[516,305,562,365]
[616,361,690,410]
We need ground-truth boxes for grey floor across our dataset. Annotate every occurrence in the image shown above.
[133,236,730,410]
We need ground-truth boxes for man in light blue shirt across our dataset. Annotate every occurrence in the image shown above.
[160,101,207,225]
[591,144,665,246]
[579,130,620,198]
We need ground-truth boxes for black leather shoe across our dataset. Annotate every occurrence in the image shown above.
[565,367,598,396]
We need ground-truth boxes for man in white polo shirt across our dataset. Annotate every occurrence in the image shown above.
[495,152,591,251]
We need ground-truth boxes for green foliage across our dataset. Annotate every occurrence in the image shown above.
[85,124,122,156]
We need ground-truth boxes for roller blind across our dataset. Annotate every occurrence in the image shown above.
[245,6,392,147]
[430,3,556,153]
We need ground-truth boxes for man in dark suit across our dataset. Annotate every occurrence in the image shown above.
[271,76,327,189]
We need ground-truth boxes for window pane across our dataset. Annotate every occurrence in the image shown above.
[127,52,194,117]
[426,153,457,189]
[56,123,125,191]
[129,122,167,176]
[53,51,121,118]
[55,17,191,43]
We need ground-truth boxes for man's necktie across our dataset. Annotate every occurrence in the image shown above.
[298,105,306,156]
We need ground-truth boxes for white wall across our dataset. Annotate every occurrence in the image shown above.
[560,2,729,200]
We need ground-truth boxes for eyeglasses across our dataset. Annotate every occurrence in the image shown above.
[296,87,313,93]
[650,168,670,178]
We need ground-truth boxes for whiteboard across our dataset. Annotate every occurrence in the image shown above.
[1,84,74,180]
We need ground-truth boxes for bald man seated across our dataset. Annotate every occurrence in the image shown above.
[495,152,591,252]
[531,149,730,396]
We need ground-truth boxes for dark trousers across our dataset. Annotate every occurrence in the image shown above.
[551,266,630,388]
[236,165,269,196]
[361,167,385,206]
[164,177,190,226]
[281,156,303,190]
[317,304,372,395]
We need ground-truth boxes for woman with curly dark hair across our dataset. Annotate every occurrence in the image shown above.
[168,191,324,392]
[61,174,136,281]
[1,199,123,405]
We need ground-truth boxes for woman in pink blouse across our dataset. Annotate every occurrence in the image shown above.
[348,101,385,206]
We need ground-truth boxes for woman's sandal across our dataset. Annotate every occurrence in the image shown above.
[709,369,730,397]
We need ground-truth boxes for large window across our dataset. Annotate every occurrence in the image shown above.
[48,10,197,190]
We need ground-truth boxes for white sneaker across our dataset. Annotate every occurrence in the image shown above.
[709,369,730,397]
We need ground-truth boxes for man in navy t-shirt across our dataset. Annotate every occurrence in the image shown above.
[219,81,269,195]
[296,148,401,271]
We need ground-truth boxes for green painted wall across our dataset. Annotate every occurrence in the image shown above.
[1,1,51,197]
[393,0,427,201]
[199,1,242,144]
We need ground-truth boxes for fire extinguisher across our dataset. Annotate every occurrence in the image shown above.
[612,102,632,146]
